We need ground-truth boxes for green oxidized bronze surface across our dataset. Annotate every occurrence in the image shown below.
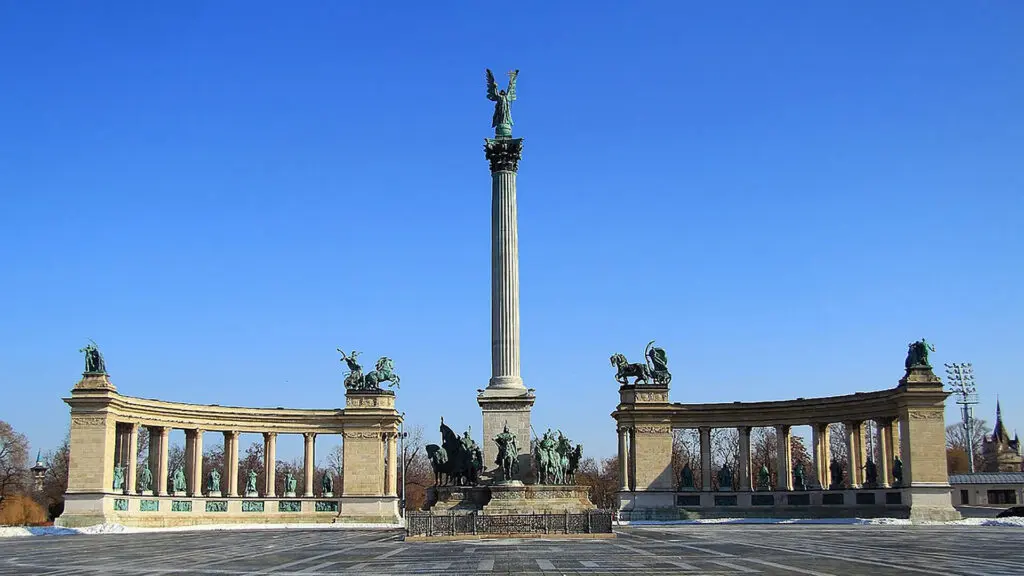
[611,341,671,387]
[140,499,159,512]
[426,418,483,487]
[113,498,128,511]
[79,340,107,374]
[112,465,125,491]
[207,468,221,493]
[278,500,302,513]
[171,500,192,512]
[171,467,186,493]
[137,466,153,493]
[904,338,935,369]
[315,501,339,512]
[321,471,334,495]
[206,500,228,512]
[532,429,582,485]
[485,68,518,138]
[493,423,520,482]
[338,349,401,391]
[241,500,264,512]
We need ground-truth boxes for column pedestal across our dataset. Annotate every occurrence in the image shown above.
[477,388,535,482]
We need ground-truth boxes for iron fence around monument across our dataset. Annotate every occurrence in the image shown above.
[405,510,614,537]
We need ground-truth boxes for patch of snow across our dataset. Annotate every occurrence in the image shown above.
[619,517,914,526]
[945,517,1024,527]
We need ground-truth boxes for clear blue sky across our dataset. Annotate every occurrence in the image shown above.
[1,2,1021,462]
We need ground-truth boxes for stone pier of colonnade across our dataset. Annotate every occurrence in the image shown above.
[57,372,403,528]
[612,361,960,523]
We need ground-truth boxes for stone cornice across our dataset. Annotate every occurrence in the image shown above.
[64,390,401,434]
[613,382,949,429]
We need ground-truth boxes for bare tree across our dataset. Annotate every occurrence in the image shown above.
[398,425,431,510]
[828,423,849,486]
[671,429,700,488]
[41,432,70,519]
[576,456,618,509]
[946,419,990,472]
[239,441,264,494]
[0,421,29,509]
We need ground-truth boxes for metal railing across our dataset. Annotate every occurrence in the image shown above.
[405,510,614,537]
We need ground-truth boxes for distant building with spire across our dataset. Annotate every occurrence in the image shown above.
[982,400,1022,473]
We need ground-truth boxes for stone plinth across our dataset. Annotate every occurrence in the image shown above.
[483,484,594,515]
[424,483,595,515]
[478,387,535,482]
[424,485,491,512]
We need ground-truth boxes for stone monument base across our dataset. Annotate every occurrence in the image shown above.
[424,484,595,515]
[207,491,221,498]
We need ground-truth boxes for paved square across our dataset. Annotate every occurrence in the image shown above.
[0,525,1020,575]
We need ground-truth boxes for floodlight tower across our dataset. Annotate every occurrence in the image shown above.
[945,362,979,473]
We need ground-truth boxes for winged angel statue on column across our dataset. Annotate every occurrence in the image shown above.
[486,68,519,138]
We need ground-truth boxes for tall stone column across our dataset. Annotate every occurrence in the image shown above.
[737,427,751,491]
[478,135,535,481]
[263,432,277,497]
[699,427,712,491]
[156,427,170,496]
[776,425,793,491]
[876,419,891,488]
[812,423,829,489]
[845,421,861,488]
[224,431,239,497]
[617,427,630,491]
[187,430,203,496]
[303,433,315,497]
[628,428,637,490]
[126,424,138,495]
[881,418,896,486]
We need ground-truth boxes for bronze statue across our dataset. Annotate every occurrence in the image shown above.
[612,341,672,386]
[245,469,258,495]
[717,463,734,490]
[893,456,904,487]
[207,469,221,494]
[792,462,806,491]
[112,465,125,491]
[493,423,520,482]
[679,462,695,490]
[339,349,400,390]
[137,466,153,493]
[864,459,879,488]
[426,418,479,486]
[829,459,844,490]
[171,467,186,494]
[321,471,334,495]
[904,338,935,369]
[79,340,107,374]
[486,69,518,138]
[757,464,771,490]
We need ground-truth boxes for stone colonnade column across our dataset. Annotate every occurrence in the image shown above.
[811,423,825,489]
[186,430,203,496]
[775,425,792,491]
[881,418,897,486]
[699,427,712,491]
[156,426,170,496]
[263,432,277,497]
[126,423,139,495]
[876,418,891,488]
[225,431,239,497]
[737,427,752,491]
[303,433,316,498]
[617,427,630,491]
[386,433,398,497]
[844,421,861,488]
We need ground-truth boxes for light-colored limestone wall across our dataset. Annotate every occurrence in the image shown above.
[632,425,674,491]
[60,377,402,527]
[478,391,534,481]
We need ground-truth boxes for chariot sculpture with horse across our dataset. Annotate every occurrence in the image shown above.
[338,348,400,391]
[611,340,671,386]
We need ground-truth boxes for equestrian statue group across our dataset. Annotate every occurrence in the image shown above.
[338,348,400,391]
[426,420,583,487]
[610,340,671,387]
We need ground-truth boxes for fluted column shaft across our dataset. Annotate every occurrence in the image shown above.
[876,419,891,488]
[188,430,203,496]
[776,425,792,491]
[699,427,712,491]
[303,433,315,497]
[738,427,752,491]
[156,427,170,496]
[489,168,522,388]
[386,433,398,497]
[126,424,138,495]
[812,423,829,489]
[263,432,277,497]
[225,431,239,497]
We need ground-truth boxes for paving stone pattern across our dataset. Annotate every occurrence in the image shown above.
[0,525,1021,575]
